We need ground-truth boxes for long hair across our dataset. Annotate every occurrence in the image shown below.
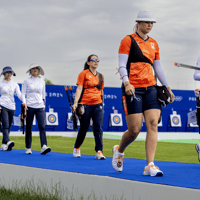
[84,54,98,70]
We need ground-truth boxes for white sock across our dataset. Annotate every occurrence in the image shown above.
[148,162,154,166]
[117,149,124,157]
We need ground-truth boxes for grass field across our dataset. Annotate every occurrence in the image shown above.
[3,135,199,164]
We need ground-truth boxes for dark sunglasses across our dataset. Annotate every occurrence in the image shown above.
[144,21,154,24]
[90,59,100,62]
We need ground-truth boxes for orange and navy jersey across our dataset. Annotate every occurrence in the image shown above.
[119,32,159,88]
[76,69,104,105]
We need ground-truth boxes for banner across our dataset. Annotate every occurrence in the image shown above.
[10,84,198,132]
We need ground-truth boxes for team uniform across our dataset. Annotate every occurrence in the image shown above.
[119,32,162,115]
[22,76,51,155]
[112,24,169,176]
[73,69,105,159]
[0,79,21,150]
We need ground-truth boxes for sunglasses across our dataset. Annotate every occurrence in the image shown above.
[90,59,100,62]
[144,21,154,24]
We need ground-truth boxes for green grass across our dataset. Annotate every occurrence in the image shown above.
[5,135,200,164]
[0,179,125,200]
[0,179,102,200]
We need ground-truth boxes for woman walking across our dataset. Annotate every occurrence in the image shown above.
[0,66,21,151]
[112,10,175,176]
[22,63,51,155]
[72,54,105,159]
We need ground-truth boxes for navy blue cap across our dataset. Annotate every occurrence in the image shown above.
[1,66,16,76]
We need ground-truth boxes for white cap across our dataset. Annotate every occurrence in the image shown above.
[26,63,44,75]
[135,10,156,23]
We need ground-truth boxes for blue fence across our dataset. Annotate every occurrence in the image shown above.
[11,84,198,132]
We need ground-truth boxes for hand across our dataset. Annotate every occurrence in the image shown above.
[124,82,135,96]
[72,102,78,112]
[167,87,175,103]
[23,104,28,119]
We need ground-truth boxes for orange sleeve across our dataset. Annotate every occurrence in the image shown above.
[118,36,132,55]
[101,74,104,89]
[76,71,85,86]
[154,41,160,60]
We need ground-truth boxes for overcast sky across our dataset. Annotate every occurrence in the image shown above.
[0,0,199,90]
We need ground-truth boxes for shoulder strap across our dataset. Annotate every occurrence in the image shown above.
[128,35,152,65]
[95,72,103,90]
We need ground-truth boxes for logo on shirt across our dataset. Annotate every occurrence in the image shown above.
[151,43,155,49]
[89,75,91,78]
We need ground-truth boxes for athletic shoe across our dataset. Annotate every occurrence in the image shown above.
[1,144,7,151]
[112,145,124,172]
[143,162,163,176]
[73,147,81,158]
[95,150,106,160]
[25,148,32,154]
[40,145,51,155]
[195,144,200,162]
[7,141,15,151]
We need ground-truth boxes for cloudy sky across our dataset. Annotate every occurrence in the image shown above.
[0,0,199,90]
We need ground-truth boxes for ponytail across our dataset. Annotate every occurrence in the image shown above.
[84,61,90,70]
[83,54,98,70]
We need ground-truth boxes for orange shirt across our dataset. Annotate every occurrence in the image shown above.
[119,32,160,88]
[76,69,104,105]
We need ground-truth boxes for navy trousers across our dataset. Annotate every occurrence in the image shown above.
[74,103,104,152]
[1,106,15,144]
[25,107,47,148]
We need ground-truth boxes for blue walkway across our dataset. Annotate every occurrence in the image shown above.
[0,149,199,190]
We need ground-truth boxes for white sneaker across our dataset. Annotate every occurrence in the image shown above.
[1,144,7,151]
[195,144,200,162]
[40,145,51,155]
[73,147,81,158]
[7,141,15,151]
[112,145,124,172]
[143,162,163,176]
[95,150,106,160]
[25,148,32,154]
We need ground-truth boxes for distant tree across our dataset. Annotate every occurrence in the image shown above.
[44,78,53,85]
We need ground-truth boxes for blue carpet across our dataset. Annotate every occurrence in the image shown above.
[0,149,199,190]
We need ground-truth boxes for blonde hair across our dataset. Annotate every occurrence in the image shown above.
[133,23,139,33]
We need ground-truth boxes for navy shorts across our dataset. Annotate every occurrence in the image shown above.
[122,86,161,115]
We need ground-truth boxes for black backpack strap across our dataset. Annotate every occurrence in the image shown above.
[95,72,103,90]
[128,35,152,66]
